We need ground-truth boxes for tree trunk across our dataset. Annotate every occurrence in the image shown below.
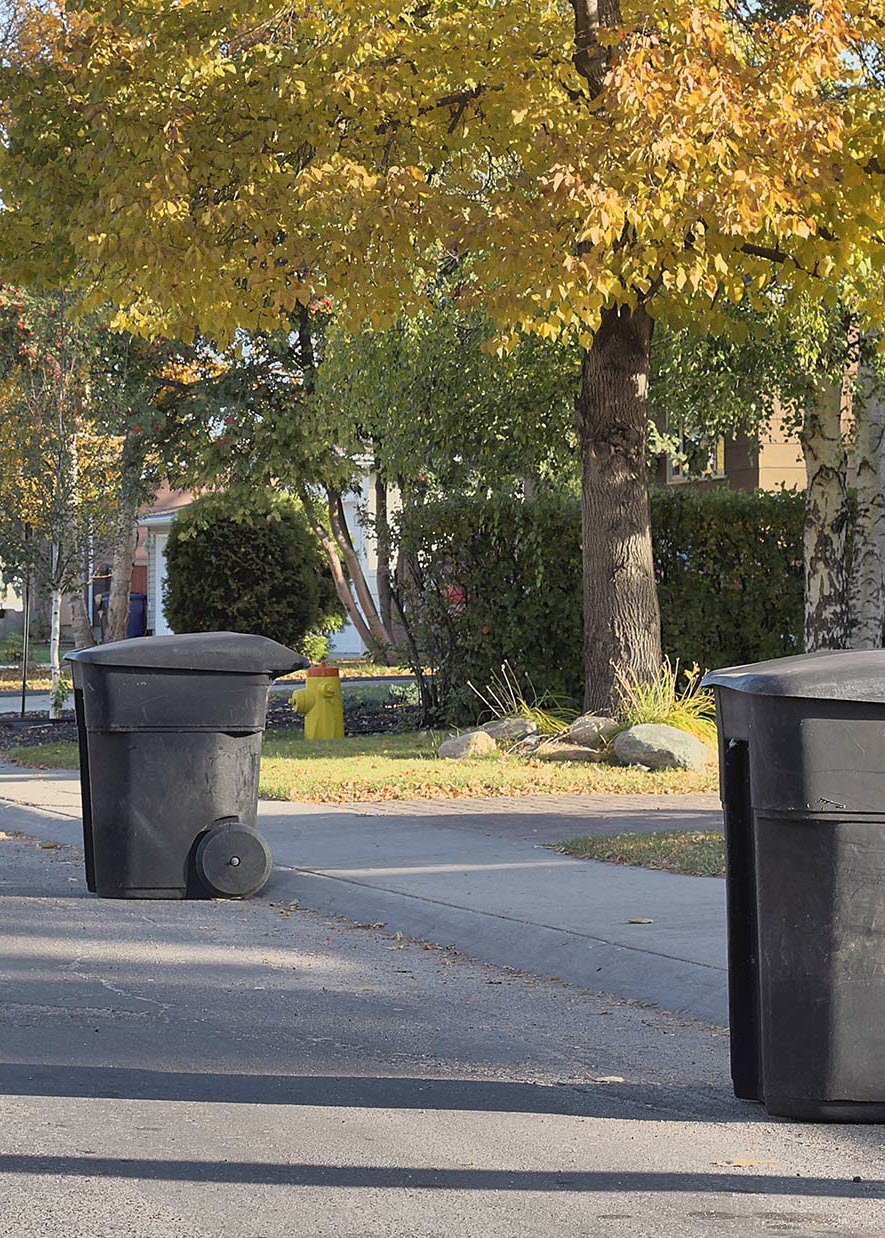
[68,588,96,649]
[48,577,62,720]
[374,465,394,633]
[327,488,398,663]
[105,507,139,642]
[849,368,885,649]
[801,380,850,651]
[298,486,379,654]
[577,305,662,714]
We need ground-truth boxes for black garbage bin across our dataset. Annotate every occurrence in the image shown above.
[66,632,308,901]
[704,650,885,1121]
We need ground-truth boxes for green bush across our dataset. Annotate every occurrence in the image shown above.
[397,493,584,723]
[3,631,23,663]
[163,492,345,651]
[398,486,804,721]
[653,486,804,669]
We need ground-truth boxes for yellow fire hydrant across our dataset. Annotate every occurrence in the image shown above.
[291,665,345,740]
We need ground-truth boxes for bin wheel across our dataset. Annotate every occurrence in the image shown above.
[195,821,272,899]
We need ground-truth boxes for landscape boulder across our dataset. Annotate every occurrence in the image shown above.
[515,734,544,756]
[612,724,711,772]
[536,740,605,763]
[438,730,497,759]
[479,718,538,742]
[565,714,619,748]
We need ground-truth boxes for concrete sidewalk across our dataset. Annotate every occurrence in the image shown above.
[0,762,728,1024]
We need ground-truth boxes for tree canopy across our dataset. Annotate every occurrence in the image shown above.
[1,1,884,342]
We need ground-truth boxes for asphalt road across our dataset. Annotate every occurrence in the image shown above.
[2,828,884,1237]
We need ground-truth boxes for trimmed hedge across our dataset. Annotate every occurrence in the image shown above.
[398,486,804,721]
[397,494,583,722]
[163,492,344,654]
[654,486,804,669]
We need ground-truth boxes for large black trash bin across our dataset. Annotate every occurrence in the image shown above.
[66,632,308,901]
[704,650,885,1121]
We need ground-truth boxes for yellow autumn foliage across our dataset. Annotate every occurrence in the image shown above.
[0,0,881,342]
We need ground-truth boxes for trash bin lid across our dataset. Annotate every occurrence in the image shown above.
[702,649,885,704]
[66,632,309,677]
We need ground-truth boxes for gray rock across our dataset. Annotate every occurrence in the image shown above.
[438,730,497,759]
[535,740,605,763]
[479,718,538,742]
[515,734,544,756]
[565,714,619,748]
[612,724,712,772]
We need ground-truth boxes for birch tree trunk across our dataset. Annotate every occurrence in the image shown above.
[48,570,62,720]
[577,305,662,714]
[68,588,96,649]
[849,369,885,649]
[801,379,850,651]
[373,466,394,633]
[298,486,380,655]
[327,488,398,663]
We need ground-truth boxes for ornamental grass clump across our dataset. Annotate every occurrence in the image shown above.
[468,662,578,737]
[615,660,717,747]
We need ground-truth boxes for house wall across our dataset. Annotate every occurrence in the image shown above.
[757,407,805,492]
[0,579,24,641]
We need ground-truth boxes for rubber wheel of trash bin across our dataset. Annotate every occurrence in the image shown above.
[195,821,273,899]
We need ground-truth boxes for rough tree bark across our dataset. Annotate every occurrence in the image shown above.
[568,0,662,713]
[577,306,662,714]
[67,588,96,649]
[105,431,146,642]
[849,367,885,649]
[801,379,851,651]
[105,509,139,642]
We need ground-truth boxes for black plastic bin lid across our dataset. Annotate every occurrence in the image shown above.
[65,632,309,677]
[702,649,885,704]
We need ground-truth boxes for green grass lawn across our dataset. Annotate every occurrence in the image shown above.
[0,642,53,687]
[554,830,726,877]
[4,731,718,803]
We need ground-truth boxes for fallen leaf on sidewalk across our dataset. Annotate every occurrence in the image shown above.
[38,842,61,849]
[715,1158,771,1168]
[625,917,653,925]
[352,922,386,930]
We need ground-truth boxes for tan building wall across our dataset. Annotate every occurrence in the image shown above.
[757,408,805,492]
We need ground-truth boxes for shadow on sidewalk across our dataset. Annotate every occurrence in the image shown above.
[0,1151,878,1198]
[0,1062,751,1123]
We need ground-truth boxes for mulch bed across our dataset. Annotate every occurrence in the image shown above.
[1,695,422,751]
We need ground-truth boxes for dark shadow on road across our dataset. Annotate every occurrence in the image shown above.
[0,1063,752,1122]
[0,1154,879,1197]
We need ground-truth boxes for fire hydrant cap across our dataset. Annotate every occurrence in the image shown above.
[307,664,341,678]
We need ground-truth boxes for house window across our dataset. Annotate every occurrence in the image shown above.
[666,431,726,484]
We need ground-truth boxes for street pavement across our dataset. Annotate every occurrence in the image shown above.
[1,768,884,1235]
[0,767,727,1021]
[0,691,51,714]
